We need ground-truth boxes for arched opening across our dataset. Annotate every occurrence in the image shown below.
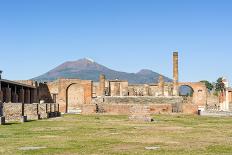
[179,85,194,97]
[179,85,194,104]
[66,83,84,113]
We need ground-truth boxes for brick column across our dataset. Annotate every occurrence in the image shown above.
[158,75,164,96]
[25,88,31,103]
[98,74,106,97]
[5,85,11,103]
[19,88,25,103]
[143,84,149,96]
[12,86,18,103]
[173,51,179,96]
[31,88,38,103]
[0,81,3,102]
[115,82,120,96]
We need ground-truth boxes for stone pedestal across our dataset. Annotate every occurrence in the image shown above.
[21,116,27,123]
[0,116,5,125]
[129,105,153,122]
[37,114,41,120]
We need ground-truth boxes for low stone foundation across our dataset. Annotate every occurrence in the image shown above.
[2,103,60,122]
[78,96,184,115]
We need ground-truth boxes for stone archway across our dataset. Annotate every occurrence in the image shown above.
[178,82,207,106]
[66,83,84,113]
[179,85,194,104]
[179,85,194,97]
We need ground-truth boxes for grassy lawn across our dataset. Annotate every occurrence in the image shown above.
[0,114,232,155]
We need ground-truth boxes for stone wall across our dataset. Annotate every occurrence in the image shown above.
[109,81,128,96]
[86,96,183,115]
[57,79,92,113]
[2,103,59,122]
[92,96,183,105]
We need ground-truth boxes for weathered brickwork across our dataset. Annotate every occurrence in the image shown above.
[2,103,59,122]
[92,96,183,105]
[89,96,182,115]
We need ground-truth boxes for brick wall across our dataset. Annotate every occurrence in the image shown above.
[83,96,182,115]
[2,103,59,122]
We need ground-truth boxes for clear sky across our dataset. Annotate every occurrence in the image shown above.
[0,0,232,83]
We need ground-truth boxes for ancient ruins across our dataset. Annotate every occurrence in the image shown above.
[0,52,232,123]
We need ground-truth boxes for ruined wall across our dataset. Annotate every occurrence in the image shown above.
[3,103,22,121]
[92,82,99,98]
[128,84,150,96]
[128,84,172,97]
[92,96,182,105]
[14,80,37,87]
[182,104,199,114]
[207,93,219,106]
[57,79,92,113]
[2,103,59,122]
[88,96,182,115]
[109,81,128,96]
[178,82,207,106]
[38,83,53,103]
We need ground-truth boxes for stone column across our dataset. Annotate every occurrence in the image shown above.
[0,81,3,102]
[25,88,31,103]
[158,75,164,96]
[173,51,179,96]
[5,85,11,103]
[30,89,38,103]
[143,84,149,96]
[98,74,106,97]
[115,82,121,96]
[12,86,18,103]
[19,88,25,103]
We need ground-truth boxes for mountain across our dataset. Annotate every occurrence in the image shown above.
[32,58,172,84]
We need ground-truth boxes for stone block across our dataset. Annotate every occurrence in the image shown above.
[21,116,27,123]
[0,116,5,125]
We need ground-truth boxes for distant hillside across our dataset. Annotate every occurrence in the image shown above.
[33,58,172,84]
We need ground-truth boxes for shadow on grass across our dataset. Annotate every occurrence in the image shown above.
[26,120,37,123]
[4,122,18,125]
[3,120,37,126]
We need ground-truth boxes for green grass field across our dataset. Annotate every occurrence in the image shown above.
[0,114,232,155]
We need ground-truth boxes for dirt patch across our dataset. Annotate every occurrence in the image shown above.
[113,144,141,151]
[19,146,47,151]
[31,127,69,132]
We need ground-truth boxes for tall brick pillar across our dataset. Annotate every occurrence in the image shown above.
[115,82,121,96]
[173,51,179,96]
[19,88,25,103]
[12,86,18,103]
[98,74,106,96]
[158,75,164,96]
[0,81,3,102]
[30,89,38,103]
[25,88,31,103]
[5,86,11,103]
[143,84,149,96]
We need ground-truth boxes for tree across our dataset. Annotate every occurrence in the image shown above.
[200,80,214,92]
[215,77,225,93]
[213,77,226,100]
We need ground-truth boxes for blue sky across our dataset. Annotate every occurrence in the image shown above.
[0,0,232,83]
